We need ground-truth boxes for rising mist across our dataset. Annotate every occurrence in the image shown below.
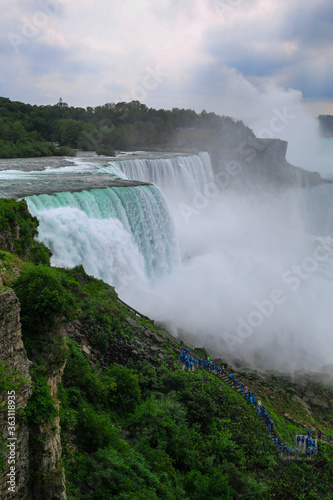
[121,146,333,374]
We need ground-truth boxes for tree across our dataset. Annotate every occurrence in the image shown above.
[53,118,84,147]
[13,265,68,333]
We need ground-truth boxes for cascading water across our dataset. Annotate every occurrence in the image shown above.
[26,184,180,289]
[104,152,214,197]
[2,149,332,372]
[16,152,213,294]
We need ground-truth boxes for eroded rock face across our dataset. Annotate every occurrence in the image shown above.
[0,289,32,500]
[0,289,67,500]
[0,231,14,253]
[29,331,67,500]
[65,315,172,370]
[210,138,327,190]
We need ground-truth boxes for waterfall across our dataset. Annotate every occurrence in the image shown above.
[26,185,180,289]
[23,151,213,294]
[104,152,214,197]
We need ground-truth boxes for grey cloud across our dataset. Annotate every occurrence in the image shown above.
[197,1,333,102]
[284,0,333,45]
[288,65,333,100]
[201,31,296,78]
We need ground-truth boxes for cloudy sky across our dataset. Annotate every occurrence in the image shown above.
[1,0,333,125]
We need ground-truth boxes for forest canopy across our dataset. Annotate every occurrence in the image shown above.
[0,96,253,158]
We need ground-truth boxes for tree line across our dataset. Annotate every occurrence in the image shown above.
[0,96,253,158]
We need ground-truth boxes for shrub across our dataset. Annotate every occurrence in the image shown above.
[184,469,232,499]
[24,373,58,425]
[105,365,141,413]
[91,329,109,352]
[29,242,52,265]
[76,405,121,452]
[54,146,76,156]
[96,144,116,156]
[13,264,68,332]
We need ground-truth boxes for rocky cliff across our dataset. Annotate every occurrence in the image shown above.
[0,288,32,499]
[210,137,326,189]
[0,286,67,500]
[28,329,67,500]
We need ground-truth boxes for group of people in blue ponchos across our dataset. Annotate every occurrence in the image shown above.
[296,430,317,457]
[179,347,330,459]
[179,346,224,375]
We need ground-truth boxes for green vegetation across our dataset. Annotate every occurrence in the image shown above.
[96,144,116,156]
[60,341,272,499]
[0,199,333,498]
[0,115,76,158]
[0,362,28,404]
[23,367,58,425]
[59,338,333,499]
[0,96,253,158]
[53,145,76,156]
[13,264,69,333]
[0,199,51,263]
[0,362,29,470]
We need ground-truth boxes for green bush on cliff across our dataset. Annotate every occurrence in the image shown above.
[32,242,52,265]
[24,370,58,425]
[0,199,51,264]
[13,264,69,333]
[0,362,28,401]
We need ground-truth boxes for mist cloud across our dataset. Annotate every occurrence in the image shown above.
[123,188,333,373]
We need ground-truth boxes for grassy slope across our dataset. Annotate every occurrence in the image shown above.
[0,200,333,499]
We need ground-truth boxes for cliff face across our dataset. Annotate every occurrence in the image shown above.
[0,288,67,500]
[210,137,325,189]
[0,288,32,499]
[29,332,67,500]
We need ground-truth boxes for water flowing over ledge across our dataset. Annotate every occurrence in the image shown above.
[19,152,213,288]
[104,151,214,195]
[26,185,180,288]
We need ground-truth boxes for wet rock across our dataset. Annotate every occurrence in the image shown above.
[82,345,91,355]
[312,398,329,408]
[126,317,138,328]
[152,333,164,343]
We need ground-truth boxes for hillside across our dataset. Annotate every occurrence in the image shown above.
[0,200,333,499]
[0,200,333,500]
